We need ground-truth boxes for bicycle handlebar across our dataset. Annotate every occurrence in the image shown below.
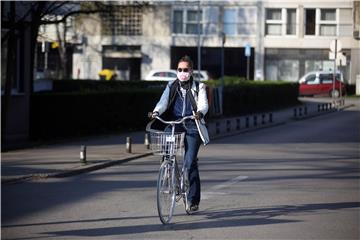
[146,115,195,133]
[154,115,195,125]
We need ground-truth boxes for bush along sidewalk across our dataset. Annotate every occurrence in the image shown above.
[30,78,299,141]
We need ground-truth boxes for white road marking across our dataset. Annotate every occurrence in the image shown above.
[202,175,248,200]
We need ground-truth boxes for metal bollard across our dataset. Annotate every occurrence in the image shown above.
[253,115,257,127]
[299,107,303,117]
[236,119,240,130]
[245,116,249,128]
[261,114,266,125]
[126,137,132,153]
[216,122,220,135]
[80,145,87,164]
[144,133,150,149]
[226,120,231,132]
[318,104,321,112]
[269,113,273,123]
[304,106,308,115]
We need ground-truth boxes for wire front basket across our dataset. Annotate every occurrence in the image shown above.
[149,131,185,156]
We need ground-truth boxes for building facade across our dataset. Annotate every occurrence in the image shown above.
[50,1,358,84]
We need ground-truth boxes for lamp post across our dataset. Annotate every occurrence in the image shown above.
[220,32,226,115]
[197,0,201,76]
[221,32,225,88]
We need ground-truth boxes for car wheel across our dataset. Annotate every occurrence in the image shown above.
[330,89,340,98]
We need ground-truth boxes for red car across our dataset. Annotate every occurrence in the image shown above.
[299,71,346,97]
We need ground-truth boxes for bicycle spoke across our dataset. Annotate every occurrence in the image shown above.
[157,162,176,224]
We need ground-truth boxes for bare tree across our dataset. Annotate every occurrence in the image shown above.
[1,1,112,146]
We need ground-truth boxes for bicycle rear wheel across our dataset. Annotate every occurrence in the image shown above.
[157,161,176,224]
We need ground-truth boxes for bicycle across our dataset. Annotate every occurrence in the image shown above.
[146,115,194,224]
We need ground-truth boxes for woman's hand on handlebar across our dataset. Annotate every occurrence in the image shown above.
[148,111,159,120]
[194,111,203,120]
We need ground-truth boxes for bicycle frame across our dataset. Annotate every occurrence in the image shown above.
[146,115,194,224]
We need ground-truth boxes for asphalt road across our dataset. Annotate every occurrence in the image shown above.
[2,103,359,240]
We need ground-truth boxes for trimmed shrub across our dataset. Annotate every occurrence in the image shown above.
[30,78,299,140]
[30,89,162,140]
[52,79,167,92]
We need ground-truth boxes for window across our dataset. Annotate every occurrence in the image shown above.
[339,9,352,36]
[223,9,237,35]
[286,9,296,35]
[101,6,142,36]
[186,10,202,34]
[278,60,299,81]
[172,9,202,35]
[306,74,319,84]
[320,73,340,83]
[305,9,316,35]
[265,9,282,35]
[305,8,340,36]
[238,8,257,35]
[173,10,183,34]
[204,7,218,35]
[265,8,297,36]
[319,9,336,36]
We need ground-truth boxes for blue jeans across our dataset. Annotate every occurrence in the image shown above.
[171,120,202,205]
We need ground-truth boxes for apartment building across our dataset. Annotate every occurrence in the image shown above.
[52,1,358,83]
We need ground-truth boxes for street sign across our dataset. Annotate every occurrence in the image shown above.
[330,39,342,53]
[244,43,251,57]
[336,52,347,66]
[329,51,346,66]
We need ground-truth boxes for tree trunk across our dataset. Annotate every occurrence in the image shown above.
[2,2,16,149]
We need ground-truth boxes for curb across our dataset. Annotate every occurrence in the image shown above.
[1,152,153,185]
[210,121,286,140]
[2,102,353,185]
[207,103,352,140]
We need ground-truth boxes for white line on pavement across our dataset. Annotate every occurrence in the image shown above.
[202,175,249,200]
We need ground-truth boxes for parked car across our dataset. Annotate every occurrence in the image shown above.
[98,69,117,81]
[299,70,346,97]
[192,70,209,81]
[144,69,209,81]
[144,70,177,81]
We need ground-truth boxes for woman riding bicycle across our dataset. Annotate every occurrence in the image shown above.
[149,55,209,213]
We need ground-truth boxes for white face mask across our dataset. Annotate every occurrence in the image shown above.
[177,71,191,82]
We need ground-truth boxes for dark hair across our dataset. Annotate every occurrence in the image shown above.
[178,55,193,69]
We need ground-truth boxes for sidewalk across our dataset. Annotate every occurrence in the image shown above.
[1,97,354,184]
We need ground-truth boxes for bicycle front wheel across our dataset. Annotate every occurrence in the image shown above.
[157,161,176,224]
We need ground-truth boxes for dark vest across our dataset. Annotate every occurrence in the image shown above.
[153,79,199,130]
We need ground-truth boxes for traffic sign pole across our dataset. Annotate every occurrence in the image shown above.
[333,39,337,100]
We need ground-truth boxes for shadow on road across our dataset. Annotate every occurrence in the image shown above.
[37,202,359,237]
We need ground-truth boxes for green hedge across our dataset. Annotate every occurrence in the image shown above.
[30,79,299,140]
[52,79,167,92]
[223,82,299,116]
[30,90,162,140]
